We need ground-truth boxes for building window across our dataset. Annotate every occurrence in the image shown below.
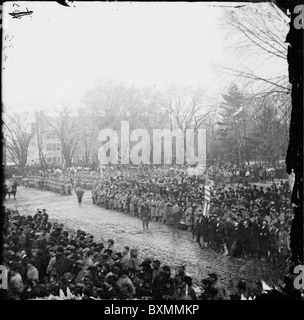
[46,157,52,163]
[52,144,57,151]
[53,157,57,163]
[57,144,61,150]
[47,144,51,151]
[46,133,58,140]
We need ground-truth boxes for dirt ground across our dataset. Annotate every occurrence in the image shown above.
[4,186,288,292]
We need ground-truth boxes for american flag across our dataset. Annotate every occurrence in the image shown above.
[204,184,211,202]
[203,172,211,217]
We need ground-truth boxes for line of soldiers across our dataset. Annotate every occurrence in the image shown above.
[92,176,292,265]
[25,177,73,195]
[92,182,189,229]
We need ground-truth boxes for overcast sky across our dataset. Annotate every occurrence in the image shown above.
[2,1,288,115]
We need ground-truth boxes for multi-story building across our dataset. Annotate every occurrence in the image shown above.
[27,111,99,167]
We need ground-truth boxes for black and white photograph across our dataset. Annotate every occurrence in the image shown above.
[1,0,303,303]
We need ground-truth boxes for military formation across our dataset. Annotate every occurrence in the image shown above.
[92,166,293,266]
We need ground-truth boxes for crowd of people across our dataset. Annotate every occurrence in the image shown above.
[92,165,293,266]
[193,183,292,265]
[206,163,287,186]
[3,208,302,300]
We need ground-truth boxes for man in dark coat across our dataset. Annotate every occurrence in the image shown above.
[229,222,242,258]
[241,219,251,258]
[224,218,234,254]
[258,219,270,260]
[141,200,150,230]
[248,217,260,259]
[52,246,73,279]
[215,217,225,253]
[152,266,175,300]
[268,223,279,264]
[207,216,216,250]
[198,216,208,249]
[136,259,153,298]
[34,249,50,283]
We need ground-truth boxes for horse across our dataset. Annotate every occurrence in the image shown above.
[4,180,19,200]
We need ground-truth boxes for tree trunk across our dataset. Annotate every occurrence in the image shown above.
[285,1,303,265]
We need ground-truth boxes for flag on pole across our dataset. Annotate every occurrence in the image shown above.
[203,171,211,217]
[202,200,210,217]
[204,170,211,201]
[204,184,211,202]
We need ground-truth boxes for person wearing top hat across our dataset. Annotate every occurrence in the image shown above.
[258,219,270,260]
[197,214,208,249]
[207,215,217,250]
[277,222,289,265]
[268,222,279,264]
[241,219,251,258]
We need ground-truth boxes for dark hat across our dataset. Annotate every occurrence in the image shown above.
[140,260,151,267]
[162,265,171,273]
[237,279,247,290]
[208,273,218,281]
[184,276,193,286]
[143,257,152,263]
[104,249,113,255]
[57,246,64,253]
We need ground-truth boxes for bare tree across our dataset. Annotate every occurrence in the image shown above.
[3,112,36,174]
[83,80,166,132]
[162,87,211,133]
[221,2,290,94]
[48,107,82,169]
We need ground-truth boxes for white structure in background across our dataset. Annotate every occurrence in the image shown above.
[289,169,295,193]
